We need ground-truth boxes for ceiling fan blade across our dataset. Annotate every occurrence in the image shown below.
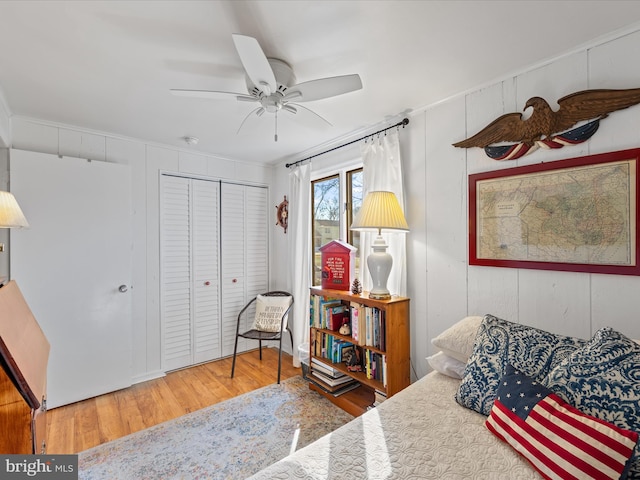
[282,104,297,114]
[170,89,257,102]
[232,34,276,96]
[285,74,362,102]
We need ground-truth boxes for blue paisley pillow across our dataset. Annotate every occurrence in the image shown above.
[455,314,586,416]
[544,327,640,479]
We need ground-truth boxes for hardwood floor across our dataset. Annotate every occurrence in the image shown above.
[46,349,301,454]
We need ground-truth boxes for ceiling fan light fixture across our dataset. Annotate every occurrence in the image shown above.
[236,95,258,102]
[283,91,302,101]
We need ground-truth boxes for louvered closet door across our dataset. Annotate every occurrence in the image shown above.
[161,175,220,371]
[192,180,221,364]
[161,176,192,370]
[220,183,269,357]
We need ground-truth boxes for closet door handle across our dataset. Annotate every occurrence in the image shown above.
[232,278,237,283]
[204,281,211,286]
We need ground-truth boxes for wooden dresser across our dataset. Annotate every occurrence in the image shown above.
[0,280,50,454]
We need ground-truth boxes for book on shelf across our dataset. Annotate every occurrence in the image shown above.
[357,306,385,349]
[315,330,355,363]
[328,381,360,397]
[350,302,359,343]
[310,369,354,387]
[363,350,387,386]
[365,307,372,346]
[312,296,387,351]
[311,357,344,378]
[374,389,387,406]
[308,372,358,394]
[310,295,342,329]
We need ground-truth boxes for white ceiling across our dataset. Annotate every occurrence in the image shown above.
[1,1,640,166]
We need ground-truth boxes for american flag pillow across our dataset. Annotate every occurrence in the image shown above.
[486,365,638,480]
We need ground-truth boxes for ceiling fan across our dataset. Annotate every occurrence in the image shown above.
[171,34,363,141]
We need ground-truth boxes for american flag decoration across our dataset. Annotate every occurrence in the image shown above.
[486,365,638,480]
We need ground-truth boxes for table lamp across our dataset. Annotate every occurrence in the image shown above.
[350,191,408,300]
[0,191,29,253]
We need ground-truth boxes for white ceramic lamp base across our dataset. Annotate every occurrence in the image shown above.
[367,235,392,300]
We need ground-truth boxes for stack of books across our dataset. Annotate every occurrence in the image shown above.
[309,357,359,396]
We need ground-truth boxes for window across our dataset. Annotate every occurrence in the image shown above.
[311,167,363,286]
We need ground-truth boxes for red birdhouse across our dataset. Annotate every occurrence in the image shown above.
[320,240,357,290]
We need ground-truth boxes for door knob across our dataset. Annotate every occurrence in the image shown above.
[118,285,128,293]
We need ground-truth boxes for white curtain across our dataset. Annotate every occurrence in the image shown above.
[288,162,311,367]
[360,129,407,296]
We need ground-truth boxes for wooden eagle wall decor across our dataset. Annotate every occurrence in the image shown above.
[453,88,640,160]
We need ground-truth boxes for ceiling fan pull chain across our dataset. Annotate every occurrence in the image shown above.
[274,111,278,142]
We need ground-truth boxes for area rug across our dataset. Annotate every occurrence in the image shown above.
[78,376,353,480]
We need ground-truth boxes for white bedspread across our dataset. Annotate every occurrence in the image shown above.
[249,372,541,479]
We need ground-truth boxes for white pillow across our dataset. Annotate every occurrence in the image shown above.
[253,294,291,332]
[426,351,466,379]
[431,315,483,363]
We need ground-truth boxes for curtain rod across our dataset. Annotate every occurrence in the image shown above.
[285,117,410,168]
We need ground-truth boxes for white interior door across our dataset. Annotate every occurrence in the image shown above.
[10,149,132,408]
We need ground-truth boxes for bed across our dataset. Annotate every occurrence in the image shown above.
[249,370,539,479]
[251,315,640,480]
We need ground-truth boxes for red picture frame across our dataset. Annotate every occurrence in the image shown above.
[469,148,640,275]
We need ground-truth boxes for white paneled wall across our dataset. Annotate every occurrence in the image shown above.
[0,97,10,148]
[408,26,640,379]
[8,117,273,383]
[423,97,468,376]
[403,113,427,379]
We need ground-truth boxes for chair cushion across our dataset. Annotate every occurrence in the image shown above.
[253,294,291,333]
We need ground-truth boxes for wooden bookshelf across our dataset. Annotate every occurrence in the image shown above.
[309,287,410,416]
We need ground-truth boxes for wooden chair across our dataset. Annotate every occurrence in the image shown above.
[230,291,294,384]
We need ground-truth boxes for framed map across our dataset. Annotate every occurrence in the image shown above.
[469,148,640,275]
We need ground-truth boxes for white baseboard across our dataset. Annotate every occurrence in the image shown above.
[132,369,165,385]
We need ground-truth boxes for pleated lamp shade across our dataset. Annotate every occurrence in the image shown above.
[0,191,29,228]
[351,191,408,233]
